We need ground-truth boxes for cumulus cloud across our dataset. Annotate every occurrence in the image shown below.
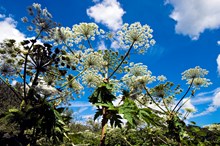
[87,0,125,31]
[193,89,220,117]
[217,55,220,75]
[166,0,220,40]
[217,41,220,46]
[0,14,25,42]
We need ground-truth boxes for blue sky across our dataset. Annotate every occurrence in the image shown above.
[1,0,220,126]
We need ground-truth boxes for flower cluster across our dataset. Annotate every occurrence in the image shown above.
[22,3,56,33]
[182,66,208,80]
[47,27,74,46]
[72,23,103,43]
[181,66,212,88]
[81,49,104,70]
[68,79,84,94]
[157,75,167,82]
[122,63,156,91]
[116,22,155,53]
[0,39,24,72]
[82,69,102,88]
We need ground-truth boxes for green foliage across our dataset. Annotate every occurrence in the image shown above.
[119,98,160,126]
[89,83,116,104]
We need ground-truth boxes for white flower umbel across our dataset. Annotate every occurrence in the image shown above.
[49,27,73,45]
[187,78,212,89]
[72,23,102,43]
[82,51,104,70]
[122,63,156,91]
[116,22,155,53]
[182,66,211,88]
[82,69,102,88]
[69,79,84,94]
[182,66,208,80]
[157,75,167,82]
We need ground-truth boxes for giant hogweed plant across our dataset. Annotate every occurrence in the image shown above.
[0,4,72,146]
[0,3,212,146]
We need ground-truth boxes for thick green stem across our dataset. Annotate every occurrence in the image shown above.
[144,86,166,114]
[107,41,135,79]
[63,41,75,55]
[162,98,170,113]
[23,29,43,99]
[172,78,195,112]
[100,106,108,146]
[86,35,93,49]
[60,68,87,89]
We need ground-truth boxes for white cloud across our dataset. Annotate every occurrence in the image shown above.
[97,41,107,50]
[77,107,89,114]
[217,41,220,46]
[111,40,121,49]
[0,14,5,18]
[92,0,100,3]
[191,97,213,105]
[193,105,217,117]
[193,89,220,117]
[82,114,94,120]
[166,0,220,40]
[87,0,125,31]
[217,55,220,75]
[69,101,92,108]
[213,91,220,106]
[0,15,25,42]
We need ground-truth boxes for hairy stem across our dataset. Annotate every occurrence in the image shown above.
[144,86,166,114]
[107,41,135,79]
[100,106,108,146]
[63,41,75,55]
[60,68,87,89]
[23,29,43,100]
[86,35,93,49]
[172,78,194,112]
[162,98,170,113]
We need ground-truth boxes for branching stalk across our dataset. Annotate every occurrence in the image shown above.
[86,36,93,49]
[60,68,87,89]
[107,41,135,79]
[162,98,170,113]
[144,86,166,114]
[172,78,195,112]
[63,41,75,55]
[23,29,43,99]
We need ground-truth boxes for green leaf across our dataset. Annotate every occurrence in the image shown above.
[9,108,19,113]
[94,109,102,121]
[63,132,70,140]
[58,119,65,125]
